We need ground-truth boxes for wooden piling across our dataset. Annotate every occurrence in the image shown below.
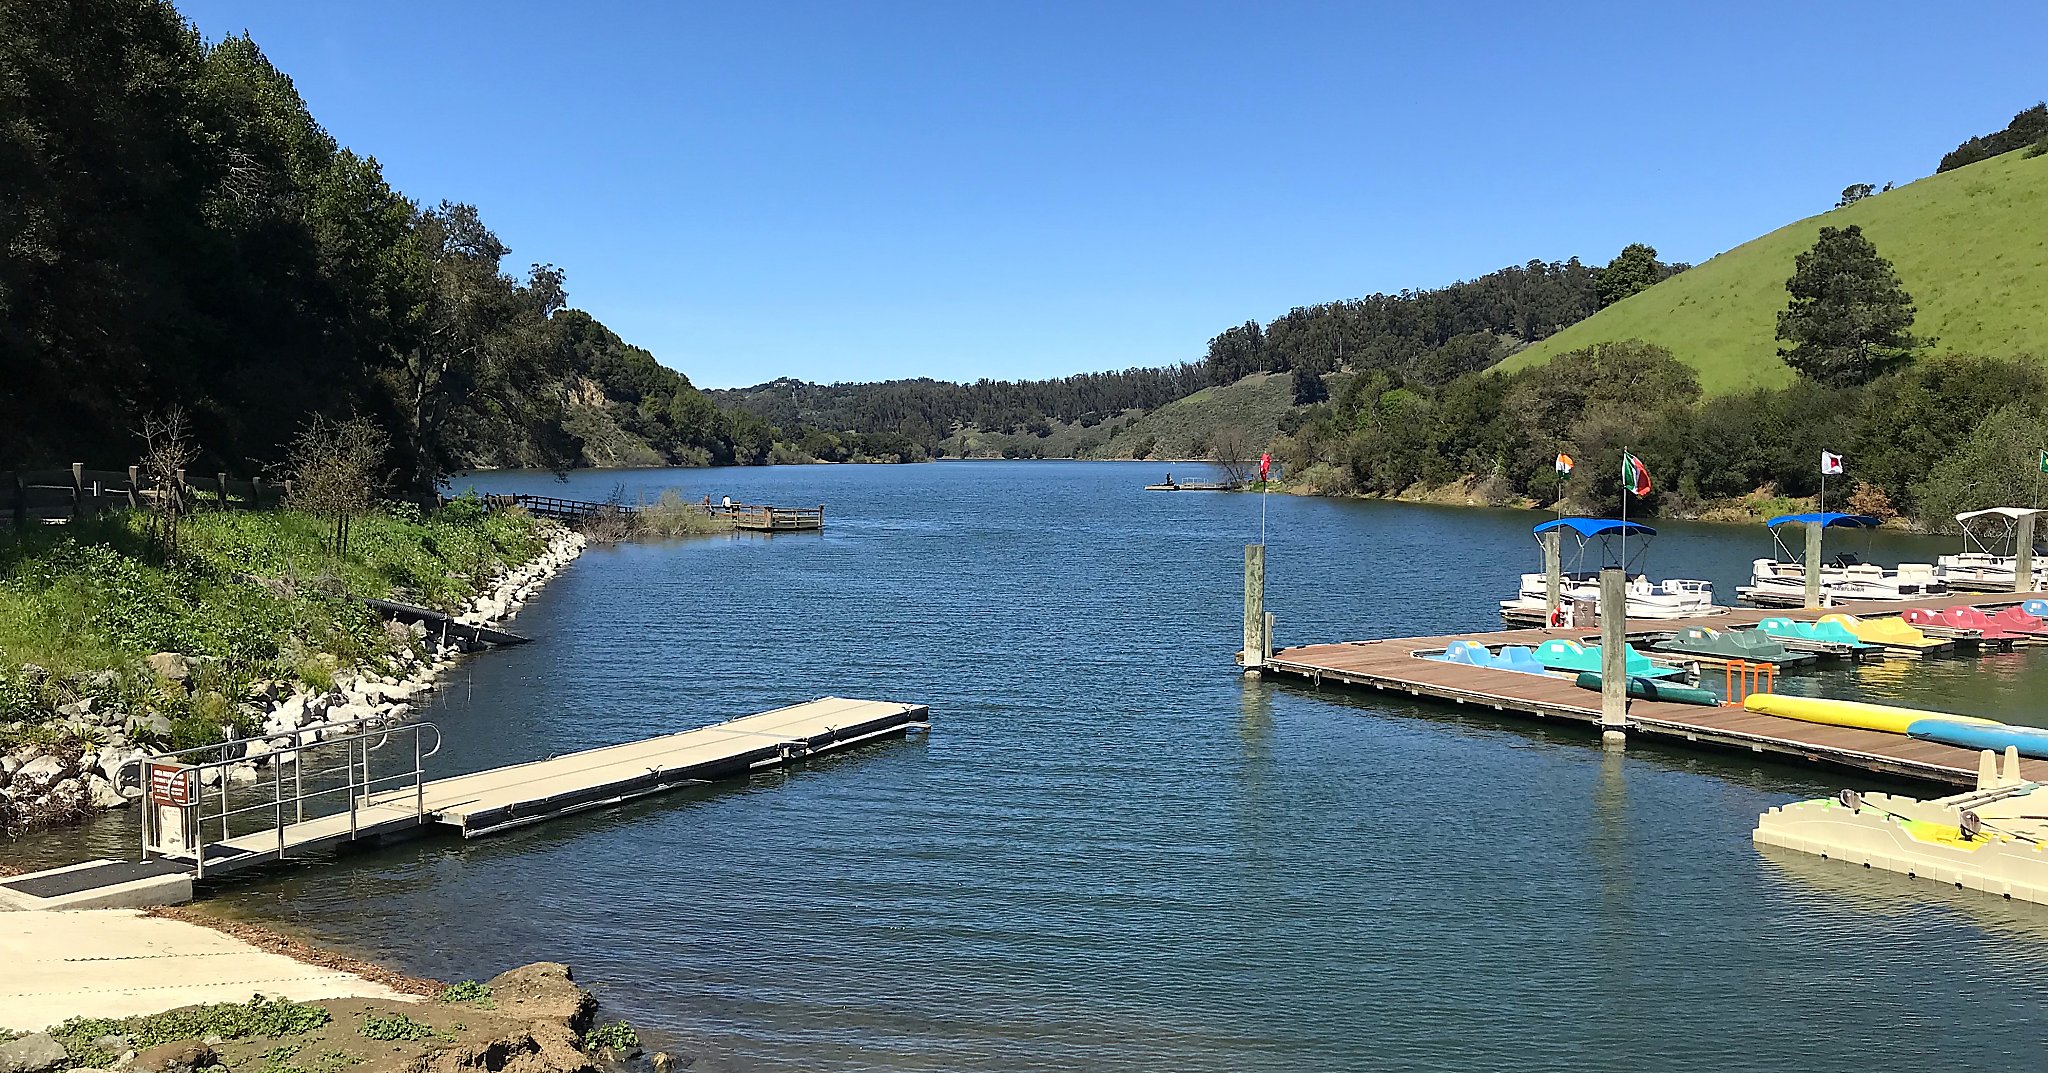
[1598,566,1627,744]
[1542,529,1563,622]
[2018,513,2038,595]
[1803,521,1824,609]
[1243,544,1267,676]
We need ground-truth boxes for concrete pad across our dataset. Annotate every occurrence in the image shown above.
[0,909,411,1031]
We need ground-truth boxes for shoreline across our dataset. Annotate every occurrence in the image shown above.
[0,522,589,841]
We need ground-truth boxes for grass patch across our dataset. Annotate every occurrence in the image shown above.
[582,1021,638,1053]
[51,996,330,1067]
[261,1044,363,1073]
[0,497,549,746]
[354,1012,444,1043]
[1092,372,1298,460]
[1500,150,2048,394]
[435,981,494,1007]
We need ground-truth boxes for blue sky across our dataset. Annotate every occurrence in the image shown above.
[180,1,2047,389]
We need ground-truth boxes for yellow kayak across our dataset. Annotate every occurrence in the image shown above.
[1744,692,2000,735]
[1816,613,1946,652]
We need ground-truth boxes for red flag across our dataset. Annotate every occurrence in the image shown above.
[1259,453,1271,481]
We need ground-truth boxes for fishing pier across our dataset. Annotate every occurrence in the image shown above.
[0,698,927,910]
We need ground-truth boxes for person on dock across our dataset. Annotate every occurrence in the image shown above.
[1163,471,1174,487]
[721,495,732,511]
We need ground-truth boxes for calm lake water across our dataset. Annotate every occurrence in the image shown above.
[15,461,2048,1071]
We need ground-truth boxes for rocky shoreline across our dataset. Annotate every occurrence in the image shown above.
[0,527,588,836]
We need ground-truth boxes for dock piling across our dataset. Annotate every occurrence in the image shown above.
[1803,521,1824,609]
[1542,529,1563,622]
[1598,567,1628,746]
[1243,544,1267,677]
[2017,513,2038,594]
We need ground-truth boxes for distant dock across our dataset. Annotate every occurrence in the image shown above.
[0,697,927,909]
[1262,593,2048,789]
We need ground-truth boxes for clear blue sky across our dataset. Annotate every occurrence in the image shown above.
[180,0,2046,389]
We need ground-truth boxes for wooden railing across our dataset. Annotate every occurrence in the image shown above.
[8,463,288,527]
[485,494,633,523]
[727,503,825,531]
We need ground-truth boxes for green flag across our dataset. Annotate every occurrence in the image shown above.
[2039,449,2047,474]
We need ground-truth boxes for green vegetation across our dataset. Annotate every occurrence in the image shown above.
[1939,102,2048,173]
[0,500,547,745]
[1502,149,2048,393]
[0,0,852,483]
[52,997,331,1067]
[436,981,495,1007]
[355,1012,444,1043]
[260,1044,363,1073]
[1092,373,1298,460]
[1274,340,2048,527]
[582,1021,639,1054]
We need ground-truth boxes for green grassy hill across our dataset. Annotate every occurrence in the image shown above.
[1089,372,1296,459]
[1497,149,2048,394]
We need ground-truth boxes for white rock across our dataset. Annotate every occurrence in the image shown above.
[227,763,259,786]
[85,775,126,809]
[12,755,65,793]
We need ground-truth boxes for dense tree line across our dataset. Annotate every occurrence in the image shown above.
[710,367,1207,454]
[1202,252,1684,403]
[1937,102,2048,173]
[0,0,773,494]
[1274,343,2044,528]
[751,249,1681,453]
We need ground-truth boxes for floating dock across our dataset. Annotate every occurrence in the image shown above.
[728,503,825,531]
[1264,593,2048,790]
[0,697,927,910]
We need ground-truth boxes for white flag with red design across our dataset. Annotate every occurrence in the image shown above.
[1821,450,1844,475]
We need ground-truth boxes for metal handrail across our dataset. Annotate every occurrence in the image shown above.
[140,720,441,879]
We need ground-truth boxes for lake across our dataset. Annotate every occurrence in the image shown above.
[15,460,2048,1071]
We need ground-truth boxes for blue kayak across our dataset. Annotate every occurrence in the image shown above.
[1908,718,2048,759]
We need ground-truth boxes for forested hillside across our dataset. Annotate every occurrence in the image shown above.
[717,255,1673,459]
[0,0,794,493]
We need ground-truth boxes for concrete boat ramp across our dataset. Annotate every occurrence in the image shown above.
[0,697,928,911]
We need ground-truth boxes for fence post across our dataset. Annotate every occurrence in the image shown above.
[10,469,23,527]
[127,465,141,509]
[216,472,229,511]
[283,479,293,505]
[70,463,84,521]
[175,468,187,514]
[251,477,266,509]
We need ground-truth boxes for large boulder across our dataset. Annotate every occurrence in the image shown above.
[11,755,67,794]
[131,1041,215,1073]
[0,1031,68,1073]
[484,963,596,1033]
[85,774,127,809]
[144,653,190,683]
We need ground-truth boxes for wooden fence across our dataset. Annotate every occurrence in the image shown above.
[7,463,288,527]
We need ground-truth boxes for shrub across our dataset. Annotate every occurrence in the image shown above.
[582,1022,638,1053]
[356,1012,440,1042]
[436,981,493,1005]
[52,997,330,1066]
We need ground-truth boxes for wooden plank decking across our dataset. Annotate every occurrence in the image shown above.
[1268,591,2048,788]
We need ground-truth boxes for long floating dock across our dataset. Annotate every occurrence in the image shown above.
[1266,593,2048,789]
[0,697,927,910]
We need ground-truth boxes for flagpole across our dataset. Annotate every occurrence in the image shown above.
[1620,448,1628,574]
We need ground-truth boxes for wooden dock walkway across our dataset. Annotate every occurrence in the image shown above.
[0,698,927,909]
[1266,592,2048,789]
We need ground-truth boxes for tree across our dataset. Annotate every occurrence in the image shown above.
[1835,183,1875,208]
[1595,244,1664,307]
[138,408,199,559]
[1776,225,1924,386]
[1208,427,1255,485]
[1938,102,2048,172]
[286,415,388,556]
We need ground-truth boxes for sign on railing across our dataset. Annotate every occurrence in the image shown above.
[147,762,193,807]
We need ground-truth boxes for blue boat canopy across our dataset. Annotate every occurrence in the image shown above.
[1764,511,1881,529]
[1533,517,1657,537]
